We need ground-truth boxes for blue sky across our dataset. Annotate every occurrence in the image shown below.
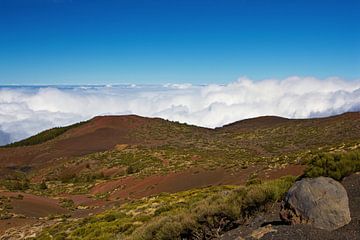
[0,0,359,85]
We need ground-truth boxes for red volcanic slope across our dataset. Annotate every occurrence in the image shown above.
[0,115,161,169]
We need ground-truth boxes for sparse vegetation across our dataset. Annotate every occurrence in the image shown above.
[0,196,13,220]
[34,176,296,240]
[0,174,30,191]
[59,198,75,210]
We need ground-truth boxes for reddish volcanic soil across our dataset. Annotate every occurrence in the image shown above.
[0,164,305,235]
[60,194,105,207]
[0,192,112,234]
[0,115,160,169]
[0,192,68,218]
[260,164,305,180]
[91,165,305,200]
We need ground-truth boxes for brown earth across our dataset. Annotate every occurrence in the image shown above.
[0,115,159,170]
[91,164,305,200]
[0,191,111,235]
[0,191,68,235]
[0,191,67,218]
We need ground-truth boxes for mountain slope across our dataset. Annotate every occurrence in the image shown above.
[0,112,359,174]
[1,112,360,238]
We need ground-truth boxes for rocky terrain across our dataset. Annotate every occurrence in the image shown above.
[221,172,360,240]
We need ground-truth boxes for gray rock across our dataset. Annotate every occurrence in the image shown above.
[280,177,351,231]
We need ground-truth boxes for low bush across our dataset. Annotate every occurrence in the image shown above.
[305,149,360,180]
[59,198,75,210]
[0,179,30,191]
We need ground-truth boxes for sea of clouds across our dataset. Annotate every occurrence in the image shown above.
[1,76,360,145]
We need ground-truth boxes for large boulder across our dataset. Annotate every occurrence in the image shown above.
[280,176,351,231]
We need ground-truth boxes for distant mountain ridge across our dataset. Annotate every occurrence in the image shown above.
[0,112,359,173]
[5,111,360,148]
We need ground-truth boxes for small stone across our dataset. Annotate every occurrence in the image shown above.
[250,224,277,239]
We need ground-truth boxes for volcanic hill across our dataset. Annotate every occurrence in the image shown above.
[0,112,359,239]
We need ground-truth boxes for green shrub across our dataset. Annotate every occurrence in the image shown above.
[305,150,360,180]
[1,179,30,191]
[39,181,48,190]
[127,165,138,174]
[59,198,75,210]
[245,173,262,186]
[3,121,87,147]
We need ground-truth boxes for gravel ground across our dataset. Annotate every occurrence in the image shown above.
[220,173,360,240]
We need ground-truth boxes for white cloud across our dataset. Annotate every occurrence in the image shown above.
[1,76,360,145]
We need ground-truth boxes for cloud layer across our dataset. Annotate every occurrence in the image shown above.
[1,76,360,145]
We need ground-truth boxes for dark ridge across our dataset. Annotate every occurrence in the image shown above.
[1,121,88,148]
[219,116,290,130]
[219,112,360,131]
